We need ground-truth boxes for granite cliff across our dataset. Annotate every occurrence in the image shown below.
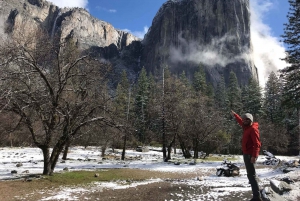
[0,0,257,86]
[142,0,257,86]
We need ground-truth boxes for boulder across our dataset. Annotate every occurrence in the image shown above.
[270,180,292,195]
[261,187,283,201]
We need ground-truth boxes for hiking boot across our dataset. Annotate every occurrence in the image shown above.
[250,198,263,201]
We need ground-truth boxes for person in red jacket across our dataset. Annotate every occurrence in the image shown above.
[231,110,262,201]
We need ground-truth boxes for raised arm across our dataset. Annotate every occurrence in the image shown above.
[231,110,243,127]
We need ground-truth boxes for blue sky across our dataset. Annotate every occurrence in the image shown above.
[87,0,166,38]
[47,0,290,40]
[47,0,290,86]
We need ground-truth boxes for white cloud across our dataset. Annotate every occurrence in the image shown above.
[121,26,148,39]
[169,33,251,68]
[96,6,117,13]
[131,26,149,39]
[167,0,288,87]
[47,0,88,8]
[250,0,287,87]
[108,9,117,13]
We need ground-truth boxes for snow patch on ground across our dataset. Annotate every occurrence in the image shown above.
[0,146,299,201]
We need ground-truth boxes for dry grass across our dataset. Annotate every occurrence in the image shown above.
[0,168,211,201]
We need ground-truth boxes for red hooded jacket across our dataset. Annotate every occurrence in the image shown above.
[233,113,261,157]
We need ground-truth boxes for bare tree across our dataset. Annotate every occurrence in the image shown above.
[0,26,115,175]
[182,96,227,158]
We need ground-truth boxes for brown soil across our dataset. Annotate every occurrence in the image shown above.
[0,169,253,201]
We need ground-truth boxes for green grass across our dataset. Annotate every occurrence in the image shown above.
[44,170,130,185]
[42,169,173,186]
[169,156,239,164]
[199,156,238,162]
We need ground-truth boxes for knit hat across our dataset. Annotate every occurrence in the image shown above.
[242,113,253,122]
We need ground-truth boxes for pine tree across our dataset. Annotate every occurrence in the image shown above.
[215,76,228,111]
[134,67,150,143]
[193,64,207,94]
[114,70,130,118]
[280,0,300,155]
[280,0,300,107]
[264,72,284,124]
[179,71,192,99]
[243,77,263,117]
[227,71,243,154]
[227,71,242,112]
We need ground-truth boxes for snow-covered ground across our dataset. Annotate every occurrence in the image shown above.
[0,146,299,201]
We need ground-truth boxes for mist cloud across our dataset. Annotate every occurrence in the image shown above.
[168,0,288,87]
[250,0,287,87]
[169,33,251,68]
[48,0,288,88]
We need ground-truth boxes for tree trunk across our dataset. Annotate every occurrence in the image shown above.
[101,145,106,157]
[173,138,176,154]
[193,139,199,158]
[121,132,127,160]
[84,133,92,149]
[298,108,300,156]
[49,141,66,174]
[40,146,51,175]
[162,67,166,161]
[177,134,192,158]
[62,138,71,160]
[166,135,176,161]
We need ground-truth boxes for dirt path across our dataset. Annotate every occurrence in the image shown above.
[0,168,254,201]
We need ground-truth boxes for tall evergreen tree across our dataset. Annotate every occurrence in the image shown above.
[280,0,300,155]
[193,64,207,94]
[215,76,228,111]
[134,67,150,143]
[227,71,242,112]
[227,71,243,154]
[179,71,192,100]
[114,70,130,118]
[264,72,284,124]
[243,77,263,117]
[280,0,300,106]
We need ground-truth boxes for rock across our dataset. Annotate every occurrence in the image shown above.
[174,161,180,165]
[261,187,283,201]
[189,161,196,165]
[135,146,149,152]
[280,177,294,184]
[23,177,33,182]
[282,167,298,173]
[141,0,257,87]
[94,173,99,177]
[1,0,257,90]
[270,180,292,195]
[231,169,240,176]
[11,170,17,174]
[63,167,69,171]
[16,163,23,167]
[28,0,44,7]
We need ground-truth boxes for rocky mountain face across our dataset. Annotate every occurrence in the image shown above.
[0,0,257,87]
[0,0,139,58]
[142,0,257,86]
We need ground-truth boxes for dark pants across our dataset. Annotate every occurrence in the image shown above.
[243,154,261,199]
